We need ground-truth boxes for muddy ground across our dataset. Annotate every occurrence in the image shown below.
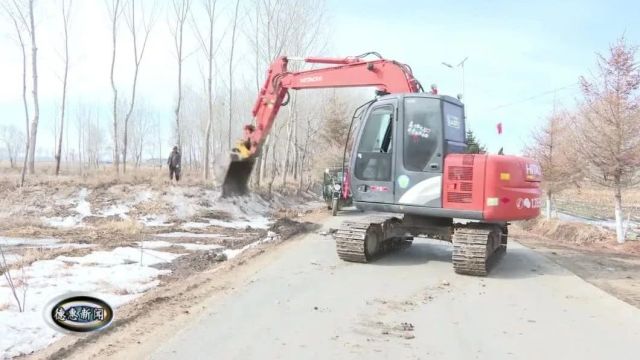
[513,219,640,308]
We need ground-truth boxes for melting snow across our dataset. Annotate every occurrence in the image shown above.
[139,215,173,227]
[1,254,23,266]
[138,240,173,248]
[181,222,211,229]
[42,189,92,228]
[182,217,271,230]
[42,216,83,229]
[0,247,181,358]
[58,247,181,266]
[179,243,224,251]
[138,240,223,251]
[74,188,92,217]
[154,232,229,238]
[210,217,271,229]
[0,236,92,250]
[100,204,130,218]
[223,231,279,260]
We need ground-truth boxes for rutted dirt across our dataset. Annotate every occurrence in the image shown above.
[26,211,326,360]
[513,220,640,308]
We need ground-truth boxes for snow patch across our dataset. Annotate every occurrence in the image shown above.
[207,217,271,230]
[100,204,130,218]
[0,246,179,358]
[155,232,228,239]
[138,240,223,251]
[181,217,271,230]
[0,236,92,250]
[1,254,23,265]
[139,215,173,227]
[58,247,182,266]
[223,231,279,260]
[42,189,92,228]
[181,222,211,229]
[179,243,224,251]
[74,188,92,217]
[138,240,174,248]
[42,216,83,229]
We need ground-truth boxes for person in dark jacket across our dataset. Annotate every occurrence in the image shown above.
[167,146,181,181]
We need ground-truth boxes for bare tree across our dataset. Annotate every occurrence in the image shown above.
[245,0,327,188]
[20,0,39,175]
[106,0,124,174]
[1,0,31,185]
[192,0,219,180]
[130,104,154,168]
[170,0,192,148]
[0,126,25,168]
[122,0,156,173]
[575,36,640,243]
[227,0,240,149]
[526,109,582,219]
[55,0,72,175]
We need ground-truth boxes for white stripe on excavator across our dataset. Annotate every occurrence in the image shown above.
[398,176,442,205]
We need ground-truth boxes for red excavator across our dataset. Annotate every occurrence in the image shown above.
[222,53,542,276]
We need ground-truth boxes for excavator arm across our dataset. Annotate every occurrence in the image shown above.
[222,54,423,197]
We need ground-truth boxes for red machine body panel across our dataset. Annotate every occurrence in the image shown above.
[443,154,541,221]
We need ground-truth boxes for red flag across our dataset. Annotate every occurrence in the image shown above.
[496,122,503,135]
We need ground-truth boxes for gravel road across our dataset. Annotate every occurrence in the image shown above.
[149,210,640,360]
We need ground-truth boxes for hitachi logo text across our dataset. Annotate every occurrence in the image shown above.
[299,76,322,83]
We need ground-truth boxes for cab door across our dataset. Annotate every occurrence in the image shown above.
[394,96,444,207]
[350,100,396,205]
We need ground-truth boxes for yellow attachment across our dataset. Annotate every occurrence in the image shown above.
[234,142,251,159]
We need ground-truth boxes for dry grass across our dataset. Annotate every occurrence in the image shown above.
[0,163,217,190]
[518,218,612,244]
[0,216,44,232]
[516,216,640,255]
[554,183,640,220]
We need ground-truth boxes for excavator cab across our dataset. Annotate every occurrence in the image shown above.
[349,93,466,211]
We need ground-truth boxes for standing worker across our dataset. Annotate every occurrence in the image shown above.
[167,146,182,182]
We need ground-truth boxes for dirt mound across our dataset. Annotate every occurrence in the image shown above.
[269,217,318,239]
[518,218,613,244]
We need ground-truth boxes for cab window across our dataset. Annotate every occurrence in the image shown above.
[403,97,442,172]
[354,106,393,181]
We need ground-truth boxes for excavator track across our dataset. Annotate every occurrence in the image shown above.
[452,224,507,276]
[334,216,411,263]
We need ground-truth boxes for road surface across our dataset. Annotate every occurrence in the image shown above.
[150,210,640,360]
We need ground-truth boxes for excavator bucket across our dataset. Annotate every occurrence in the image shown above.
[221,158,256,197]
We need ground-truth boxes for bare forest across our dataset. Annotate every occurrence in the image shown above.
[0,0,361,193]
[526,37,640,243]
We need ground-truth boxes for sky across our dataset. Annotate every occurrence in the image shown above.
[0,0,638,158]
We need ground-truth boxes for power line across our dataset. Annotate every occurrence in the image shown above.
[484,82,580,112]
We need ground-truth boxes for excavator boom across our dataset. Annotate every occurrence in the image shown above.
[222,54,422,197]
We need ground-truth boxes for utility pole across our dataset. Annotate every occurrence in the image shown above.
[442,56,469,126]
[442,56,468,100]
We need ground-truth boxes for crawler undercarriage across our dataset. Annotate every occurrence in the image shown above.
[334,215,508,276]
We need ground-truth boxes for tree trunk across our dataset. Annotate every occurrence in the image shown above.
[614,186,625,244]
[110,0,121,174]
[7,8,31,186]
[55,2,70,176]
[545,192,552,220]
[27,0,39,175]
[282,111,293,187]
[259,136,270,187]
[293,117,299,180]
[227,0,240,150]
